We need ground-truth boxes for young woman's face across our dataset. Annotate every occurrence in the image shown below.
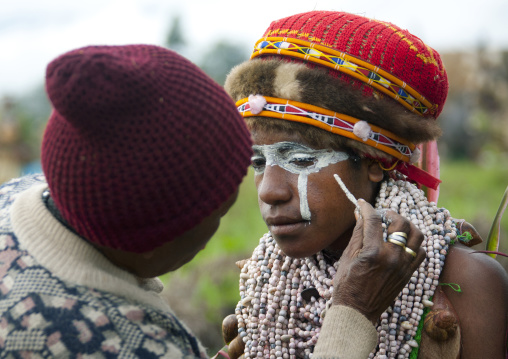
[251,128,381,258]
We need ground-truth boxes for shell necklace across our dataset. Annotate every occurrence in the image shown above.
[236,178,458,358]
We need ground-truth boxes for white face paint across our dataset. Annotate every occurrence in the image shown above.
[251,142,349,221]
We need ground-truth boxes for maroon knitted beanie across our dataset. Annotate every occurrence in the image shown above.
[42,44,252,253]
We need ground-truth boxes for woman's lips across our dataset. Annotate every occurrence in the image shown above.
[265,217,309,236]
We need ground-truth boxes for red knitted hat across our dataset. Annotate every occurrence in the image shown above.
[42,44,252,253]
[256,11,448,118]
[225,11,449,194]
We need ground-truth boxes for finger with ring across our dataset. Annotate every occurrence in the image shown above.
[387,237,406,249]
[391,231,408,239]
[404,246,417,258]
[386,233,407,246]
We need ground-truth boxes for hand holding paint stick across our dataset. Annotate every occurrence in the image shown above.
[333,173,390,234]
[331,173,424,323]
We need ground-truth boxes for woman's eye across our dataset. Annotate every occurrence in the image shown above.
[290,156,316,168]
[251,157,266,170]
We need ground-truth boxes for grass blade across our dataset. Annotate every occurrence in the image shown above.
[486,185,508,258]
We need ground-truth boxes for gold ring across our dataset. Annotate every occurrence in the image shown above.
[387,238,406,249]
[387,233,407,246]
[391,231,408,239]
[405,247,417,258]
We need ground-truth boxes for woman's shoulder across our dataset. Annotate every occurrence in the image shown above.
[438,243,508,358]
[441,243,508,292]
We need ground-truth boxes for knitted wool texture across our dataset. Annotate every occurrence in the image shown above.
[42,45,252,253]
[226,11,449,154]
[0,175,208,357]
[260,11,448,118]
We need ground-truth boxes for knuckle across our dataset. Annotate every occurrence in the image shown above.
[388,214,411,232]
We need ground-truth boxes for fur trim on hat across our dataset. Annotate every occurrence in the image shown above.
[225,58,442,155]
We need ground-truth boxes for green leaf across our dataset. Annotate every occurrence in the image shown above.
[486,185,508,258]
[457,231,473,243]
[438,282,462,292]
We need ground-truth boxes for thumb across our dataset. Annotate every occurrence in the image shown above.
[342,204,365,258]
[356,199,383,249]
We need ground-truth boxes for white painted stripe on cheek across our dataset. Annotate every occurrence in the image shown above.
[252,142,350,222]
[298,173,311,221]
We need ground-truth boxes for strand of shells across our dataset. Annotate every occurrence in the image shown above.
[236,178,459,359]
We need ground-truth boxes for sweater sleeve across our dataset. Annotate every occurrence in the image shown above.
[313,305,378,359]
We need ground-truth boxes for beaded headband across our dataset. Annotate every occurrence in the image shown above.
[237,96,416,162]
[251,37,438,117]
[237,95,442,190]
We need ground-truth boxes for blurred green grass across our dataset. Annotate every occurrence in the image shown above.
[438,161,508,228]
[438,159,508,239]
[438,158,508,270]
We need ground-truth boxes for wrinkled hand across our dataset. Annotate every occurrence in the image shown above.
[332,199,425,324]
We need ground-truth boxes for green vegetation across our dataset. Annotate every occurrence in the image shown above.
[439,158,508,239]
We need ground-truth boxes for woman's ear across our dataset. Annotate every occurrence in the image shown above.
[367,160,384,183]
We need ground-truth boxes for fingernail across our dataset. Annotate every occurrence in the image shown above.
[358,198,365,204]
[354,207,362,220]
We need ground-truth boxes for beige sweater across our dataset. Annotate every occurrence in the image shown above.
[313,305,378,359]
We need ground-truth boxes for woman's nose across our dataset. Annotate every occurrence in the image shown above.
[256,165,293,206]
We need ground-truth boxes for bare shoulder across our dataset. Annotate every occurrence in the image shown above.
[440,243,508,295]
[439,243,508,358]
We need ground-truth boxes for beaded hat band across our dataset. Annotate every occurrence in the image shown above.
[237,96,415,162]
[238,95,441,190]
[252,37,437,117]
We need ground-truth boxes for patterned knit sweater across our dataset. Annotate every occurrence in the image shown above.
[0,174,208,358]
